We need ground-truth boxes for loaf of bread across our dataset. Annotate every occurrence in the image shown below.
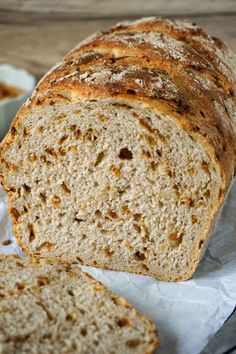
[0,255,158,353]
[0,17,236,281]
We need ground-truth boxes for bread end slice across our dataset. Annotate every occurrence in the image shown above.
[0,255,159,354]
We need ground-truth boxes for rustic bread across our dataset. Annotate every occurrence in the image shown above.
[0,18,236,281]
[0,255,158,353]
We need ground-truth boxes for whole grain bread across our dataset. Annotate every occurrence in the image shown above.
[0,255,158,354]
[0,17,236,281]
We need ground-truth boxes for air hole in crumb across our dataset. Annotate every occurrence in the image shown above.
[68,290,74,296]
[126,339,140,348]
[173,184,180,198]
[16,282,26,290]
[133,224,141,233]
[108,210,117,219]
[22,184,31,193]
[36,242,54,251]
[188,167,195,176]
[23,206,28,213]
[69,125,77,131]
[168,232,184,246]
[145,134,156,145]
[134,251,145,261]
[74,217,84,223]
[95,210,102,217]
[188,199,194,207]
[139,118,153,132]
[66,313,77,323]
[199,240,204,249]
[28,224,35,242]
[10,126,17,135]
[204,190,210,198]
[51,195,61,206]
[74,129,81,139]
[202,161,209,173]
[191,215,198,224]
[150,161,158,171]
[69,146,77,154]
[180,198,194,208]
[61,182,71,194]
[111,166,121,177]
[10,208,20,221]
[59,135,68,145]
[23,127,29,137]
[28,153,37,162]
[43,334,52,340]
[119,148,133,160]
[141,149,151,158]
[45,148,57,157]
[104,246,115,257]
[117,317,130,327]
[80,328,87,336]
[200,110,206,118]
[59,148,66,156]
[156,149,162,157]
[94,151,106,167]
[133,213,142,221]
[39,192,46,203]
[126,89,136,95]
[37,276,50,286]
[219,188,224,199]
[191,125,200,132]
[142,264,149,271]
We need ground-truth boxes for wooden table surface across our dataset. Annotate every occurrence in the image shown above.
[1,0,236,79]
[0,1,236,353]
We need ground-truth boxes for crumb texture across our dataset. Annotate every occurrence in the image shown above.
[0,255,158,354]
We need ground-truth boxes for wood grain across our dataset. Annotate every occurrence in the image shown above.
[0,0,236,18]
[0,15,236,79]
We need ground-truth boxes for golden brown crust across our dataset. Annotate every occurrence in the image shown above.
[1,17,236,282]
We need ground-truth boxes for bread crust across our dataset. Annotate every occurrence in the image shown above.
[0,17,236,281]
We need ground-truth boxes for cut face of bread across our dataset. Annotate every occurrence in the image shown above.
[0,98,223,281]
[0,17,236,281]
[0,255,158,354]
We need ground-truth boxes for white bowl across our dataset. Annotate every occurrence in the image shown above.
[0,64,36,141]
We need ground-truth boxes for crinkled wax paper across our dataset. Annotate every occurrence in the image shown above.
[1,182,236,354]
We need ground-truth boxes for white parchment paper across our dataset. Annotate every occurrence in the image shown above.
[1,182,236,354]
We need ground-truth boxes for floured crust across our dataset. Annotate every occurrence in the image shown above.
[0,17,236,281]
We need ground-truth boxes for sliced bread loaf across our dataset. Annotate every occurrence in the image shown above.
[0,255,158,353]
[0,18,236,281]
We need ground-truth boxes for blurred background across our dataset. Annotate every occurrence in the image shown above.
[0,0,236,79]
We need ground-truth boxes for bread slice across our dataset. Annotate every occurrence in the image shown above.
[0,18,236,281]
[0,255,158,353]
